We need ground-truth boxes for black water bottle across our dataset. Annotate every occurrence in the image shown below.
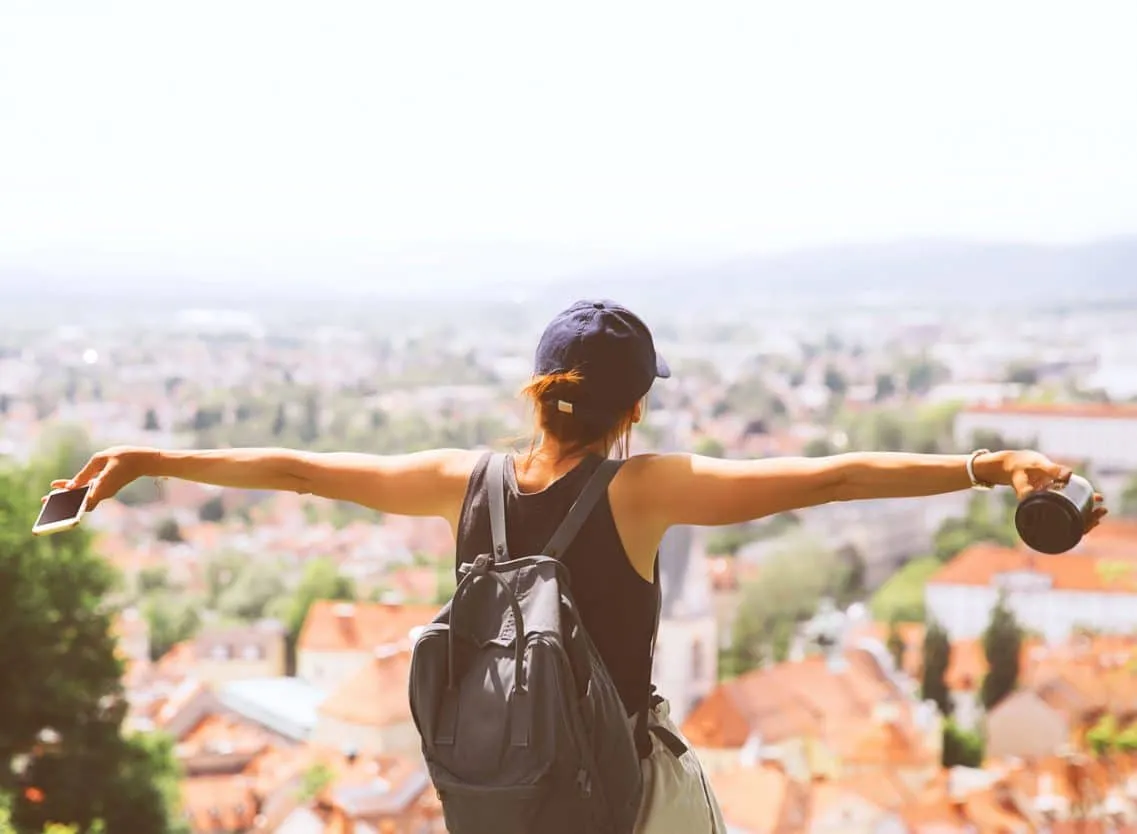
[1015,474,1097,554]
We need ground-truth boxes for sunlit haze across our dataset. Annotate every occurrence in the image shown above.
[2,0,1136,288]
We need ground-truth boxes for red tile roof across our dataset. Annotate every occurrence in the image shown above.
[961,402,1137,420]
[929,543,1137,594]
[297,601,437,654]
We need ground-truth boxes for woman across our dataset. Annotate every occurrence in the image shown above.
[57,298,1105,832]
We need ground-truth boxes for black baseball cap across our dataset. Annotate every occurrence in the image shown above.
[534,299,670,417]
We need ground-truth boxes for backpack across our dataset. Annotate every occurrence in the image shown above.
[408,453,658,834]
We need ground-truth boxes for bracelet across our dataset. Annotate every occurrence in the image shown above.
[966,449,995,490]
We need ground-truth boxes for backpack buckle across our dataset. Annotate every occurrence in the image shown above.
[470,554,492,575]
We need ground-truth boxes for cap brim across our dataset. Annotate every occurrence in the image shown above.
[656,354,671,379]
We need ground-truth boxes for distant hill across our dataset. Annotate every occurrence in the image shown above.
[542,237,1137,313]
[1,237,1134,314]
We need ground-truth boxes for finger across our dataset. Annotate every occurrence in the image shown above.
[67,455,107,489]
[1011,468,1033,499]
[1054,464,1073,483]
[51,479,70,489]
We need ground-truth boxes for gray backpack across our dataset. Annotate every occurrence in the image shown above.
[408,453,657,834]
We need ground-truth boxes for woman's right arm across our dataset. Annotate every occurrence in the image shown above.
[58,445,480,521]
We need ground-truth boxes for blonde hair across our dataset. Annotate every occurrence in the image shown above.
[518,370,637,462]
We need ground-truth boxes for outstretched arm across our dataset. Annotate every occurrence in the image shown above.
[54,445,480,522]
[628,448,1102,529]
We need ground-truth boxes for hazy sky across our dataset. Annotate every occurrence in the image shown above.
[1,1,1135,283]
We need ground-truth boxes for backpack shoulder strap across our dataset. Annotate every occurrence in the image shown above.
[487,452,510,563]
[542,457,623,559]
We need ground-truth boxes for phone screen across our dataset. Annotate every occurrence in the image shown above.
[35,485,91,527]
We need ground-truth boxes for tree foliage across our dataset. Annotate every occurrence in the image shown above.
[0,457,186,833]
[1121,473,1137,518]
[870,556,940,622]
[980,592,1023,711]
[886,617,906,671]
[269,557,356,673]
[942,718,984,768]
[725,536,850,676]
[921,619,953,717]
[933,493,1016,563]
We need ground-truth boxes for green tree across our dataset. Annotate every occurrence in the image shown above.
[870,556,940,622]
[1120,474,1137,518]
[705,524,759,557]
[886,616,906,671]
[942,719,984,767]
[802,437,836,457]
[204,551,246,608]
[980,592,1023,711]
[216,562,287,622]
[271,557,355,673]
[271,403,287,437]
[0,459,186,833]
[433,564,457,606]
[873,373,896,403]
[1115,721,1137,753]
[136,566,170,595]
[933,493,1016,563]
[299,392,320,445]
[694,437,726,458]
[822,366,847,397]
[727,536,848,675]
[296,763,335,802]
[921,619,953,717]
[1087,713,1118,757]
[197,495,225,523]
[154,518,183,544]
[1004,363,1039,386]
[142,592,201,661]
[834,544,866,608]
[905,357,947,396]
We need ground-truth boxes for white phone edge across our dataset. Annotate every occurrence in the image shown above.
[31,487,91,536]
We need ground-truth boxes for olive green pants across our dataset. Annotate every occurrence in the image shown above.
[634,698,727,834]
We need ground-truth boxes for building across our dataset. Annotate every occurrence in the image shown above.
[954,402,1137,474]
[652,526,719,725]
[296,600,437,693]
[190,621,288,686]
[925,536,1137,643]
[310,646,419,756]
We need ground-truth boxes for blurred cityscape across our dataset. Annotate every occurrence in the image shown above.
[3,242,1137,833]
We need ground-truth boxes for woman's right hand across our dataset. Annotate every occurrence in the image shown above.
[49,445,154,511]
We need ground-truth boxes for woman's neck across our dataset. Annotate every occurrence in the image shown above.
[519,437,609,482]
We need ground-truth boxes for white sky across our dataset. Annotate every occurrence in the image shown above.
[1,0,1135,282]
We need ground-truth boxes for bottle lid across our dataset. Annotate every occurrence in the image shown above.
[1015,490,1085,554]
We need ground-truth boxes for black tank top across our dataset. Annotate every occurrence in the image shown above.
[455,451,658,718]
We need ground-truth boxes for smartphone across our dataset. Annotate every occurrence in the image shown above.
[32,485,93,536]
